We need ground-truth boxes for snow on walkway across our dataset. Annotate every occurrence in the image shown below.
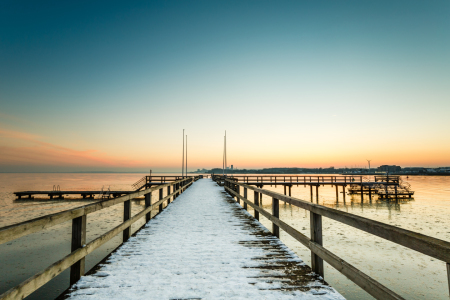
[67,179,344,300]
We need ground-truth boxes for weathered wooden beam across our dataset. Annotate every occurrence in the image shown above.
[243,188,247,210]
[254,191,259,221]
[145,193,151,222]
[447,262,450,297]
[123,200,131,242]
[272,197,279,238]
[70,215,86,285]
[310,212,323,277]
[167,186,171,204]
[159,188,163,213]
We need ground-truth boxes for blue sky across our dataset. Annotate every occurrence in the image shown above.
[1,1,449,171]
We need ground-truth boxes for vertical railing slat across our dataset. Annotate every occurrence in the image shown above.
[159,188,163,213]
[272,197,279,238]
[123,200,131,242]
[243,187,248,210]
[145,192,151,222]
[70,215,86,285]
[310,212,324,277]
[254,191,259,221]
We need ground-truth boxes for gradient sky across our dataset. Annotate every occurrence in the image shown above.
[1,0,449,172]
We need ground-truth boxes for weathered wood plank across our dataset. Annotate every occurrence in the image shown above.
[70,215,86,285]
[272,197,279,238]
[310,212,323,277]
[123,200,131,242]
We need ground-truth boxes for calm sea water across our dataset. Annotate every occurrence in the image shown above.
[0,173,449,299]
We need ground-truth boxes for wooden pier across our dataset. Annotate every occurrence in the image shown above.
[0,177,447,300]
[13,176,200,200]
[217,175,414,201]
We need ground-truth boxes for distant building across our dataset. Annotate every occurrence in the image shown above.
[231,165,234,170]
[378,165,401,173]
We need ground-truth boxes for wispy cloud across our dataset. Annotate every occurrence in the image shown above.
[0,128,144,169]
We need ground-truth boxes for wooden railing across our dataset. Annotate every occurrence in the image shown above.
[132,176,190,190]
[220,175,366,184]
[220,177,450,300]
[0,176,200,300]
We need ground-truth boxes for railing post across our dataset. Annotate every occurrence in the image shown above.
[310,212,324,277]
[159,188,163,213]
[254,191,259,221]
[343,185,346,202]
[237,185,240,204]
[70,215,86,285]
[145,192,151,222]
[243,187,248,210]
[447,263,450,297]
[123,200,131,242]
[316,185,319,203]
[272,197,279,238]
[167,186,171,204]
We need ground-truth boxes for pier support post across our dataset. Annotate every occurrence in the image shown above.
[369,186,372,200]
[310,185,313,202]
[123,200,131,242]
[254,191,259,221]
[395,185,398,202]
[284,185,286,195]
[335,185,339,201]
[310,212,324,277]
[361,184,364,202]
[289,185,292,197]
[343,186,346,202]
[447,263,450,297]
[70,215,86,285]
[167,186,171,204]
[243,188,248,210]
[272,197,280,238]
[316,185,319,203]
[145,193,151,222]
[237,185,240,204]
[159,188,163,213]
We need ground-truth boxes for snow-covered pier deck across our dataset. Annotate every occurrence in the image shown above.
[66,179,343,300]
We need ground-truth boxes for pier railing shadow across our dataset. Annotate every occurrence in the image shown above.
[217,176,450,300]
[0,176,200,300]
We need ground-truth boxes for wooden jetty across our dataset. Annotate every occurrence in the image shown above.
[14,190,132,200]
[13,176,199,200]
[218,175,414,201]
[0,177,448,300]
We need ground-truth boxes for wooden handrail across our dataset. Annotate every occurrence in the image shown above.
[0,181,193,300]
[221,177,450,300]
[0,178,193,245]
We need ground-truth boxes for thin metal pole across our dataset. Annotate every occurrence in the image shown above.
[223,135,225,176]
[186,135,187,176]
[182,129,184,177]
[225,131,227,176]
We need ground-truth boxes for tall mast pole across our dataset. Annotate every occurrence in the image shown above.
[225,130,227,176]
[223,135,225,176]
[182,129,184,177]
[186,135,188,177]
